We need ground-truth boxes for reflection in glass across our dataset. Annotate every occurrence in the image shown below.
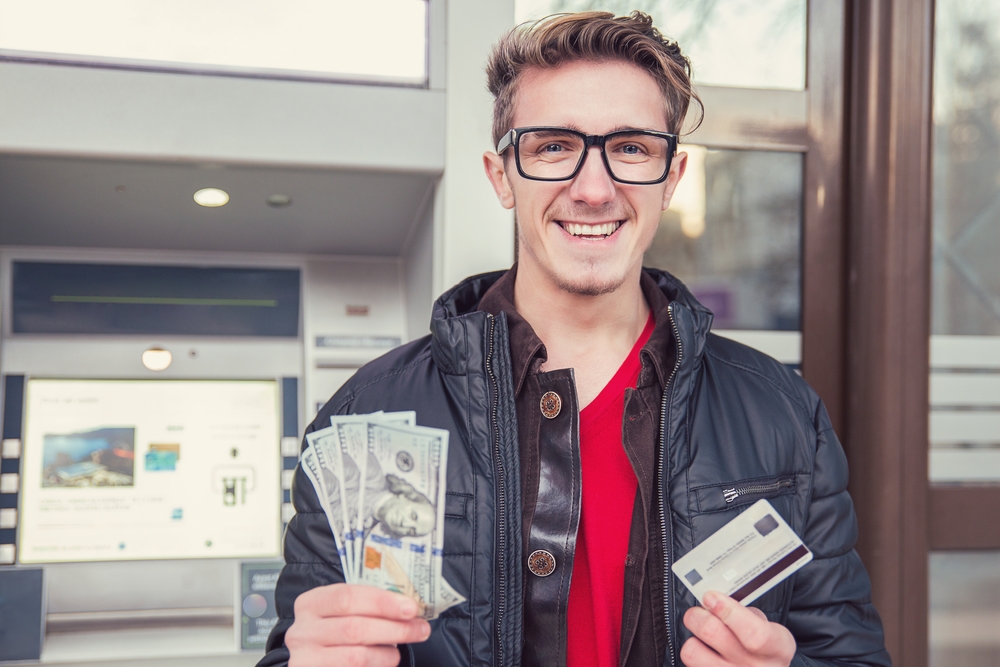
[515,0,806,90]
[643,146,802,331]
[0,0,427,84]
[930,552,1000,667]
[933,0,1000,336]
[930,0,1000,484]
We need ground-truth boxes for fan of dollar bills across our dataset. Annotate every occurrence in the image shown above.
[300,411,465,620]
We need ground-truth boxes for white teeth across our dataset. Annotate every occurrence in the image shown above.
[564,222,621,237]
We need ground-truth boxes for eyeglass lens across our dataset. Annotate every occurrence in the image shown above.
[516,129,672,182]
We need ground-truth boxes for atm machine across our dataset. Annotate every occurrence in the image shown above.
[0,246,416,666]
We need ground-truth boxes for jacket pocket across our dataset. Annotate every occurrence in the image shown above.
[444,491,470,520]
[693,473,797,513]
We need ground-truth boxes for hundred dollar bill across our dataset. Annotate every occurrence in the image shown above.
[431,573,466,619]
[299,446,349,575]
[333,411,415,580]
[301,413,465,617]
[359,422,449,619]
[306,426,357,579]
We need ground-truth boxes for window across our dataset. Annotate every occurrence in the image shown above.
[515,0,806,89]
[0,0,428,85]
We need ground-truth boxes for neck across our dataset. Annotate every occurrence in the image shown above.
[513,260,650,407]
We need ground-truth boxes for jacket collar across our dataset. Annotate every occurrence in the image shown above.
[476,267,544,396]
[640,267,715,375]
[428,270,505,376]
[428,267,714,378]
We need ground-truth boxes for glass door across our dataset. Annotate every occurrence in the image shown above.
[929,1,1000,664]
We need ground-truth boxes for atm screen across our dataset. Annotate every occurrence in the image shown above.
[18,379,281,563]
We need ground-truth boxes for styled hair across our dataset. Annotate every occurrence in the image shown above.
[485,11,702,147]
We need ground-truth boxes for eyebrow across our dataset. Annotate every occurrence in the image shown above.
[609,124,663,133]
[543,124,665,134]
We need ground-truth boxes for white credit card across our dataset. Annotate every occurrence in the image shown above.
[672,499,812,606]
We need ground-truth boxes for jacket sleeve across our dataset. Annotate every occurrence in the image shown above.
[257,426,347,667]
[786,399,892,667]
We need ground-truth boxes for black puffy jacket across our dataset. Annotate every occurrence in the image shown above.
[261,269,891,667]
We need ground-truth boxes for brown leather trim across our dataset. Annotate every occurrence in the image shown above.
[522,370,582,667]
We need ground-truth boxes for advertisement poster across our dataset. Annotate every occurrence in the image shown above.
[18,379,281,563]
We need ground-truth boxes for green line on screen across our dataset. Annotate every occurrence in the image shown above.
[50,295,278,307]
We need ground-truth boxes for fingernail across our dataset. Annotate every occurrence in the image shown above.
[420,621,431,639]
[703,592,721,611]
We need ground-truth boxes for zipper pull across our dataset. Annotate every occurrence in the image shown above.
[723,488,739,503]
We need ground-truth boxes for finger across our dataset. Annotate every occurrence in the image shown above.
[289,644,401,667]
[296,584,420,620]
[306,616,430,647]
[683,605,746,660]
[368,645,405,667]
[703,591,789,657]
[337,645,404,667]
[679,636,736,667]
[748,606,768,622]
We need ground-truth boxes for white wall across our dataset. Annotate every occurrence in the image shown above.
[404,180,438,341]
[0,61,445,171]
[302,257,407,416]
[435,0,517,292]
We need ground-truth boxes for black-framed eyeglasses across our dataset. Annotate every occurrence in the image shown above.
[496,126,679,185]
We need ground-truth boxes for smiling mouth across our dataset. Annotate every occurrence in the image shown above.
[559,221,623,238]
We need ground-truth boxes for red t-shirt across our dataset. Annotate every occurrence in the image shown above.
[566,314,655,667]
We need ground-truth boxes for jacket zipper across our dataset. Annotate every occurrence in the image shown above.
[658,304,682,667]
[723,478,792,504]
[485,314,508,667]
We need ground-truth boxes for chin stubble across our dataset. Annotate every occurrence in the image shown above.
[551,271,626,296]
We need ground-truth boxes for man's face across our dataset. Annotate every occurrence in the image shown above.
[484,59,687,296]
[376,494,435,538]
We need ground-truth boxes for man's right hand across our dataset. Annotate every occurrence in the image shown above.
[286,583,431,667]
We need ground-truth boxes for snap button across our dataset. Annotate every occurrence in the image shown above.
[527,549,556,577]
[540,391,561,419]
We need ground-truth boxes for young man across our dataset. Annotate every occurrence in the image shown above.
[261,12,890,667]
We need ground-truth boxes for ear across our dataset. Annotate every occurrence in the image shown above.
[661,151,688,211]
[483,152,516,209]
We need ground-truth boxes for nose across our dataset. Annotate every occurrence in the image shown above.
[568,146,617,207]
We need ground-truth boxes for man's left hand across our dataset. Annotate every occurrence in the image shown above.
[681,591,796,667]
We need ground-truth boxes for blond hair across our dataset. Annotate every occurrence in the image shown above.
[485,11,702,147]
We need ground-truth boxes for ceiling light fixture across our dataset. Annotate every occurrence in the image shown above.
[194,188,230,207]
[142,347,172,372]
[266,194,292,207]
